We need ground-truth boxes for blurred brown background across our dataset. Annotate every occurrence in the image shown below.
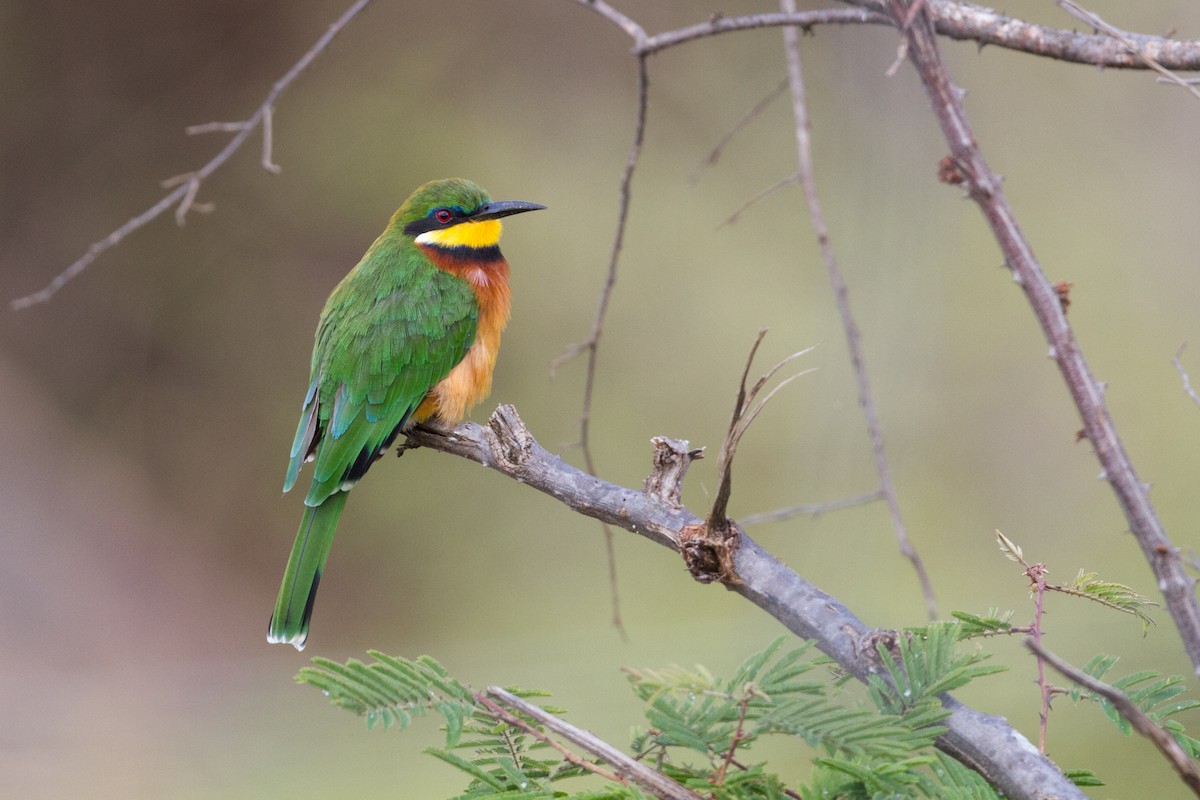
[4,1,1200,797]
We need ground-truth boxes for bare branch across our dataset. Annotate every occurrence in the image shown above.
[740,490,885,525]
[1173,344,1200,411]
[486,686,706,800]
[781,0,938,620]
[1055,0,1200,100]
[691,77,788,183]
[638,9,892,55]
[623,2,1200,71]
[404,406,1087,800]
[10,0,374,310]
[548,46,651,639]
[571,0,647,46]
[472,693,631,790]
[892,0,1200,672]
[1026,639,1200,797]
[719,173,800,228]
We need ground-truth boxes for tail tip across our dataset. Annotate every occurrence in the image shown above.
[267,618,309,651]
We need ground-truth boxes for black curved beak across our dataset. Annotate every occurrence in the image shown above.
[471,200,547,221]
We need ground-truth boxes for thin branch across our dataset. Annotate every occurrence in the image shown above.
[1026,639,1200,798]
[781,0,938,620]
[572,0,647,46]
[718,173,800,228]
[404,406,1088,800]
[690,77,788,183]
[473,693,630,789]
[486,687,706,800]
[740,489,885,525]
[639,9,892,55]
[893,0,1200,672]
[625,2,1200,71]
[1173,344,1200,411]
[550,18,652,637]
[10,0,374,310]
[1054,0,1200,101]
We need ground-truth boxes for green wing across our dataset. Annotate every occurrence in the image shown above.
[284,244,479,505]
[270,244,477,649]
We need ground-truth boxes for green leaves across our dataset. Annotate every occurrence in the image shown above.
[296,651,476,740]
[869,623,1007,715]
[1071,655,1200,758]
[297,637,1007,800]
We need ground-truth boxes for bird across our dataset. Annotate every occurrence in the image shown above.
[268,177,544,649]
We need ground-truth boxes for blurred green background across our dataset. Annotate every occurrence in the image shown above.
[4,1,1200,797]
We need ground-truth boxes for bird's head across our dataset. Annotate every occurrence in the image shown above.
[395,178,545,249]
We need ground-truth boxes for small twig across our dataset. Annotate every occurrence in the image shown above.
[1029,561,1052,754]
[713,690,757,787]
[1026,639,1200,797]
[690,77,788,183]
[486,686,706,800]
[474,692,628,788]
[718,174,800,228]
[711,331,814,528]
[186,121,251,134]
[740,489,884,525]
[261,104,282,174]
[572,0,648,47]
[1055,0,1200,102]
[10,0,374,310]
[782,0,938,620]
[638,8,892,55]
[1173,344,1200,411]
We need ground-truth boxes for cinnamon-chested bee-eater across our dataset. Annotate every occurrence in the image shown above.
[268,178,544,649]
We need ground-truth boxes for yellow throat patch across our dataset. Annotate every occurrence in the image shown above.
[415,219,503,249]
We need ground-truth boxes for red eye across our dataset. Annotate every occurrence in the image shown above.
[434,209,453,224]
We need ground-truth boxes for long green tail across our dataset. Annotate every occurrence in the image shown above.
[268,491,349,650]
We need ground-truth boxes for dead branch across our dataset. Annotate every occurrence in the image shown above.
[404,405,1087,800]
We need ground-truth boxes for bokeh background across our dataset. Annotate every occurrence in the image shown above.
[4,1,1200,797]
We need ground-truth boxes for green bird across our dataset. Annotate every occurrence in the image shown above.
[268,178,544,649]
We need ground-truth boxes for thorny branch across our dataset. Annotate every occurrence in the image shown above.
[1026,639,1200,798]
[889,0,1200,674]
[1054,0,1200,101]
[405,406,1086,800]
[781,0,938,620]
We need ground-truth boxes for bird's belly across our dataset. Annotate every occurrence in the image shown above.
[414,337,498,425]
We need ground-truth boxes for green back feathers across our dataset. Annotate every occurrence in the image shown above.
[284,188,483,508]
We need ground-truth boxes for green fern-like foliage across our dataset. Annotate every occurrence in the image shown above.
[296,651,478,741]
[297,637,1007,800]
[868,623,1007,715]
[1062,571,1157,633]
[949,609,1015,637]
[1069,654,1200,758]
[626,638,943,763]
